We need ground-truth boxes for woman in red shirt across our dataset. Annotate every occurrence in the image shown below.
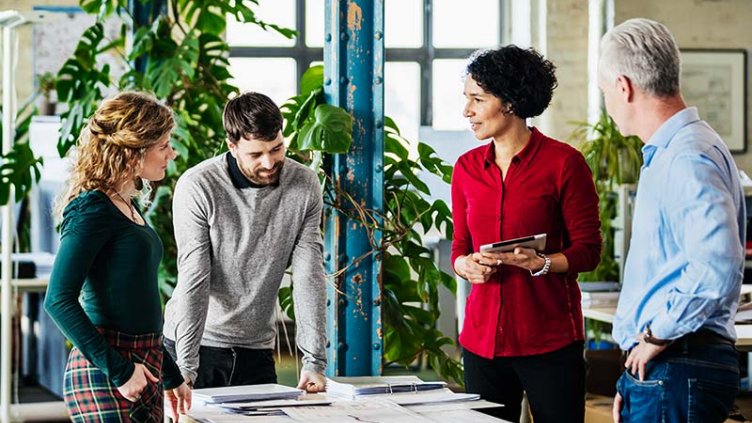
[451,45,602,422]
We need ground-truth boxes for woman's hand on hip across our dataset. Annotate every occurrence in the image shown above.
[117,363,158,402]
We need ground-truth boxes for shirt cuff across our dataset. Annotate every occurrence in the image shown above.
[163,373,185,391]
[180,367,198,386]
[647,314,687,342]
[302,360,326,375]
[111,361,136,388]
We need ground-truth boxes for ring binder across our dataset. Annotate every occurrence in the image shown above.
[326,376,447,399]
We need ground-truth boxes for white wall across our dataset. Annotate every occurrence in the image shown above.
[614,0,752,172]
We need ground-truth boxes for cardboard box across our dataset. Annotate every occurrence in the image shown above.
[586,394,613,423]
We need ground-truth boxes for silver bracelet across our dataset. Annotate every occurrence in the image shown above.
[529,253,551,277]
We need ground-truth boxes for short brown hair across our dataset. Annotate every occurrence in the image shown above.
[223,92,282,143]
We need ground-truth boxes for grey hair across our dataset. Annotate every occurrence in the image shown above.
[599,18,681,97]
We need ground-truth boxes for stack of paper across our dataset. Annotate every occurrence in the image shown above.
[578,281,620,292]
[192,383,302,404]
[581,291,619,308]
[213,398,333,416]
[326,376,446,399]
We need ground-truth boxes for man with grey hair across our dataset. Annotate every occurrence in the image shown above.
[600,18,744,422]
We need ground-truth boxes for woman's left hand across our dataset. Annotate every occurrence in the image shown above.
[165,381,192,422]
[481,247,545,272]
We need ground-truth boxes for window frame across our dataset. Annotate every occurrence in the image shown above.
[228,0,504,126]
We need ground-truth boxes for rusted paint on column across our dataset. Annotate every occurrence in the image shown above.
[324,0,384,376]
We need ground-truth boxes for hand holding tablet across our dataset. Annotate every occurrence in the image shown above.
[479,233,547,254]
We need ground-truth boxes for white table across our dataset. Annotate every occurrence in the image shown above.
[183,394,510,423]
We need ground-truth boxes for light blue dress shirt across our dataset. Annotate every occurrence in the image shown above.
[613,107,746,350]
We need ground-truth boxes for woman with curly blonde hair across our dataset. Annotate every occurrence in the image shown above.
[45,92,191,422]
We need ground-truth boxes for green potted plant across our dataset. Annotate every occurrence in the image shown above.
[571,111,643,284]
[36,72,57,115]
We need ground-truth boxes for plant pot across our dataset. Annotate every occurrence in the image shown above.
[41,101,56,116]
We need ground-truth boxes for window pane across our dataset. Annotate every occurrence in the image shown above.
[385,62,421,145]
[306,0,325,47]
[385,0,423,48]
[227,0,296,47]
[433,0,499,48]
[432,59,467,130]
[229,58,297,106]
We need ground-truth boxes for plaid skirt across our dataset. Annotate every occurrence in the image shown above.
[63,328,165,423]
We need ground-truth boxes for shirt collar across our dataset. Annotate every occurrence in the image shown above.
[226,152,265,189]
[641,107,701,167]
[483,127,543,169]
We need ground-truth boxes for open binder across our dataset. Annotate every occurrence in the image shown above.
[326,375,447,399]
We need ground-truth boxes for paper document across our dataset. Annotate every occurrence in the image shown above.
[215,398,333,410]
[284,398,433,423]
[367,388,479,405]
[420,409,512,423]
[406,399,502,413]
[192,383,302,403]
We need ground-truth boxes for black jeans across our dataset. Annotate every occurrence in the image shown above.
[163,338,277,389]
[463,341,586,423]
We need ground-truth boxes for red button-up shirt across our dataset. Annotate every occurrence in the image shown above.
[451,128,601,358]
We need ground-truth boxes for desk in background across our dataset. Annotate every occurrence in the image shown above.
[582,284,752,347]
[582,284,752,394]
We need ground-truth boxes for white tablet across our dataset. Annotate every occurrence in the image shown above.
[479,233,547,254]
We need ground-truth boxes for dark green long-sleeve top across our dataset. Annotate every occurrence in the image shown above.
[44,190,183,389]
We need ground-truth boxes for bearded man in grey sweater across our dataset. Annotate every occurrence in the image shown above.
[162,92,327,406]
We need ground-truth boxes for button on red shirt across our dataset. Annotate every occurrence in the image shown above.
[451,128,601,358]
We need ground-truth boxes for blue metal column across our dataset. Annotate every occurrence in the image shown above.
[324,0,384,376]
[128,0,166,72]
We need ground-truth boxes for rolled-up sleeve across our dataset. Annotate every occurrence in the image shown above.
[649,153,743,340]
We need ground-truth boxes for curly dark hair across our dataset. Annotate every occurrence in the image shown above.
[465,45,557,119]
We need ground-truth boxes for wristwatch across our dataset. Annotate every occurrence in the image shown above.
[641,325,673,346]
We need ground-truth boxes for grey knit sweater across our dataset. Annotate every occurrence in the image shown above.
[163,153,327,383]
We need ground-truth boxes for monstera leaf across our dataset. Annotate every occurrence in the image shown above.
[296,105,353,154]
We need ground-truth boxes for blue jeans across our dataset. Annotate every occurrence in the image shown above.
[616,340,739,423]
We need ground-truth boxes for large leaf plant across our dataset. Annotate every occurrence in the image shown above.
[1,97,44,252]
[571,111,642,283]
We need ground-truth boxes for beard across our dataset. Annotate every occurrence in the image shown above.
[240,159,284,186]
